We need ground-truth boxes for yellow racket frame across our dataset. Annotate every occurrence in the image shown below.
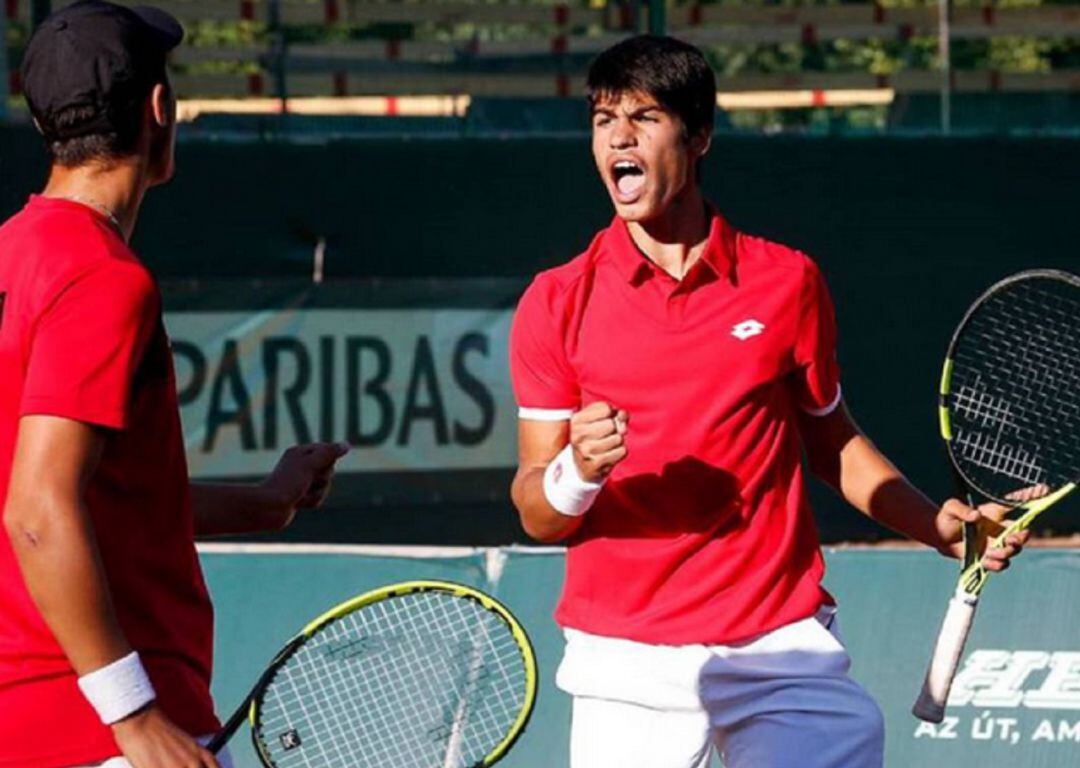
[246,579,538,768]
[940,336,1077,597]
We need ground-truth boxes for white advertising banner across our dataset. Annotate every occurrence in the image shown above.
[166,308,518,478]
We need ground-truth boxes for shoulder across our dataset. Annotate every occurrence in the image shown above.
[736,231,817,274]
[734,230,827,294]
[2,209,154,322]
[48,251,157,329]
[517,230,606,319]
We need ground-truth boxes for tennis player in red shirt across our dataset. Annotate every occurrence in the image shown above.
[510,36,1028,768]
[0,4,347,767]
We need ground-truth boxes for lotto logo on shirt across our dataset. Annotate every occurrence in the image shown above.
[731,319,765,341]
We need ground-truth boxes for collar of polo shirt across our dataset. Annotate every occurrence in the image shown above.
[608,207,738,286]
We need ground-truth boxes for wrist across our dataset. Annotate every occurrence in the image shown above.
[78,651,157,725]
[256,480,297,528]
[543,444,605,517]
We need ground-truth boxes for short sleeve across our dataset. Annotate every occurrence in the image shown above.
[21,261,158,429]
[509,277,580,421]
[791,258,842,416]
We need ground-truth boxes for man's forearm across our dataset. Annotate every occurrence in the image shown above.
[831,433,951,553]
[511,467,585,543]
[190,482,291,537]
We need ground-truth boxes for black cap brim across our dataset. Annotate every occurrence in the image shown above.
[132,5,183,51]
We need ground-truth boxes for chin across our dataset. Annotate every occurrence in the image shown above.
[611,197,663,223]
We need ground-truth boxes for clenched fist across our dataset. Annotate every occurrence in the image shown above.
[570,402,629,483]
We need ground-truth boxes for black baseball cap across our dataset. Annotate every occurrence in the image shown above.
[21,0,183,141]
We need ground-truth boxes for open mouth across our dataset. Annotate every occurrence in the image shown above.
[612,159,646,200]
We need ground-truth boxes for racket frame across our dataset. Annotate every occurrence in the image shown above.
[913,269,1079,722]
[209,580,538,768]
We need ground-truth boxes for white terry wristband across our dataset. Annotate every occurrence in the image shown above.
[77,651,156,725]
[543,444,604,517]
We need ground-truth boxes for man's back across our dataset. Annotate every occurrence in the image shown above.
[0,196,217,767]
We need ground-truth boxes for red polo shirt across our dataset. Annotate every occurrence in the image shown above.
[0,196,218,767]
[510,211,841,645]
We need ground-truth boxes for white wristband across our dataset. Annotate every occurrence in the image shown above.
[77,651,156,725]
[543,444,604,517]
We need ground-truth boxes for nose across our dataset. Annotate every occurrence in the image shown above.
[609,117,636,149]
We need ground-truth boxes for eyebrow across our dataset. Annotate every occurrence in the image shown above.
[592,104,663,117]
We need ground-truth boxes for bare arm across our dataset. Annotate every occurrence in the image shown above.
[511,403,628,543]
[191,442,349,538]
[3,415,217,767]
[511,419,582,543]
[3,416,126,671]
[798,402,1026,568]
[190,483,291,537]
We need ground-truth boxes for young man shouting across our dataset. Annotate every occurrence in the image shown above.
[0,3,347,766]
[509,35,1027,768]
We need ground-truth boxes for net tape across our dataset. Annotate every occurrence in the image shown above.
[256,590,528,768]
[950,275,1080,500]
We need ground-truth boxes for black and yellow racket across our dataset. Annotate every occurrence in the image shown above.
[207,580,538,767]
[912,269,1079,723]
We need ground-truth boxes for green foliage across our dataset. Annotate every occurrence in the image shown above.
[3,0,1075,132]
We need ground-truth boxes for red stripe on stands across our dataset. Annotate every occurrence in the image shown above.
[873,2,886,24]
[898,23,914,42]
[386,96,398,116]
[386,40,401,60]
[811,89,827,107]
[982,5,996,25]
[9,69,21,96]
[552,35,568,55]
[247,73,263,95]
[333,72,347,96]
[690,3,703,26]
[325,0,339,24]
[876,74,889,88]
[556,73,570,98]
[554,4,569,27]
[239,0,254,21]
[4,0,16,21]
[989,70,1002,91]
[618,2,632,30]
[801,24,817,45]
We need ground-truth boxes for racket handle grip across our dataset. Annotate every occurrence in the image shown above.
[912,591,978,723]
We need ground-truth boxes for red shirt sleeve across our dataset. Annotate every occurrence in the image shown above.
[791,257,842,415]
[21,260,158,430]
[509,275,580,414]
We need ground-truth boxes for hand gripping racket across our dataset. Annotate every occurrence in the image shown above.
[206,580,538,767]
[912,269,1080,723]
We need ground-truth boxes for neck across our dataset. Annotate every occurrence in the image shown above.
[626,185,710,279]
[42,160,148,242]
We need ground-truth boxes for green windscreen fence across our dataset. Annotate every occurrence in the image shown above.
[1,126,1077,543]
[202,545,1080,768]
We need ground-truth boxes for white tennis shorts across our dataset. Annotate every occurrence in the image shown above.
[74,735,233,768]
[558,607,884,768]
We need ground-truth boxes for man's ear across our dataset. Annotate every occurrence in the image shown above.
[690,127,712,161]
[149,83,173,129]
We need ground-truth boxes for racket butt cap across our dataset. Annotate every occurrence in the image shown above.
[912,691,946,723]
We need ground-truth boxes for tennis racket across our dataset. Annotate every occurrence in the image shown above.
[206,580,538,767]
[911,269,1079,723]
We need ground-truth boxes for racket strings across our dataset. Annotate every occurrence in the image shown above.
[255,590,529,768]
[950,276,1080,500]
